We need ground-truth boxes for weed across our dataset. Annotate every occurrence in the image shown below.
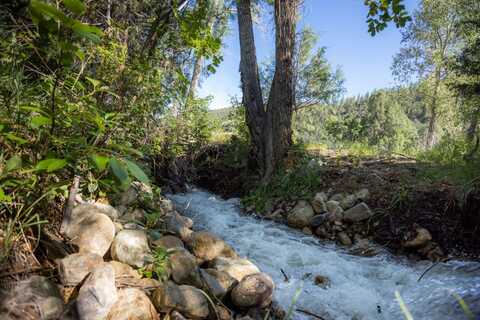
[139,247,171,281]
[244,154,323,213]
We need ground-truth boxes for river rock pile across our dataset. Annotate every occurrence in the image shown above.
[252,188,443,261]
[0,182,279,320]
[255,189,379,255]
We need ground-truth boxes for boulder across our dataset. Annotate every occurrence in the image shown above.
[315,226,329,238]
[170,310,188,320]
[57,252,103,286]
[287,201,315,228]
[169,248,202,287]
[403,227,432,248]
[325,200,343,215]
[231,273,274,308]
[70,203,120,222]
[329,193,345,202]
[336,232,352,246]
[77,263,117,320]
[118,182,152,207]
[121,208,147,224]
[302,227,313,235]
[343,203,373,223]
[355,188,370,201]
[153,235,184,250]
[152,282,209,319]
[339,194,357,209]
[188,231,237,263]
[267,209,285,222]
[0,276,63,320]
[311,192,328,214]
[310,214,327,228]
[108,260,141,279]
[67,213,115,256]
[200,268,238,300]
[107,288,159,320]
[210,257,260,282]
[111,229,150,268]
[216,305,232,320]
[163,212,194,241]
[118,277,163,290]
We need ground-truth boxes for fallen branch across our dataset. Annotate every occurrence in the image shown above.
[60,175,80,235]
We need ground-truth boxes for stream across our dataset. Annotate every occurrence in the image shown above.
[169,189,480,320]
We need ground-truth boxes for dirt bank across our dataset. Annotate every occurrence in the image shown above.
[185,146,480,261]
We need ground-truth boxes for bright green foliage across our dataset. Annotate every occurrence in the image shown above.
[365,0,411,35]
[140,247,171,281]
[293,87,422,154]
[419,136,480,185]
[0,0,226,262]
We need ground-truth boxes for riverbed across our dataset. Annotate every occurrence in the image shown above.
[169,189,480,320]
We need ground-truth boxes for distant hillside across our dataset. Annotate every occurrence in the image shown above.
[209,107,232,121]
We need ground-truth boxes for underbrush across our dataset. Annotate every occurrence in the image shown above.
[418,136,480,187]
[243,150,323,213]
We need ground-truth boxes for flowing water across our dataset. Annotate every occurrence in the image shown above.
[169,189,480,320]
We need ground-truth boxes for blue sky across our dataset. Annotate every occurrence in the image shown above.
[199,0,419,109]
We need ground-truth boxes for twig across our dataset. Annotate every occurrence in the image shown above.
[417,258,450,282]
[296,308,326,320]
[60,175,80,235]
[280,268,289,282]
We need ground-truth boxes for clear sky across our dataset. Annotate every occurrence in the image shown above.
[198,0,419,109]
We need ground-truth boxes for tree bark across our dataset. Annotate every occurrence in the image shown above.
[236,0,298,180]
[264,0,298,180]
[426,69,441,148]
[187,55,203,99]
[236,0,267,173]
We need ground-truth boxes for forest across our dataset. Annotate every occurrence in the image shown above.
[0,0,479,319]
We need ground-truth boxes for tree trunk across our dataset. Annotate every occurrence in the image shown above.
[426,70,441,148]
[264,0,298,180]
[236,0,267,173]
[466,109,479,142]
[236,0,298,180]
[186,55,203,100]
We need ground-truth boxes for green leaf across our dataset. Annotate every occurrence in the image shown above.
[109,157,129,183]
[63,0,85,15]
[5,133,28,145]
[0,188,12,202]
[125,159,150,184]
[85,76,101,88]
[71,21,103,42]
[36,158,67,172]
[29,0,70,24]
[91,155,110,171]
[31,115,52,129]
[6,155,22,172]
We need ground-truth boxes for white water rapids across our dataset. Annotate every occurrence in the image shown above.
[169,189,480,320]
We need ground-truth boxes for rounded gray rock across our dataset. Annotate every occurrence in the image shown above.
[231,273,275,308]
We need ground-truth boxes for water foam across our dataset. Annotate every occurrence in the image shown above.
[169,189,480,320]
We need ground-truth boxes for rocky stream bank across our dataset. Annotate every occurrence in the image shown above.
[0,182,283,320]
[247,188,445,262]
